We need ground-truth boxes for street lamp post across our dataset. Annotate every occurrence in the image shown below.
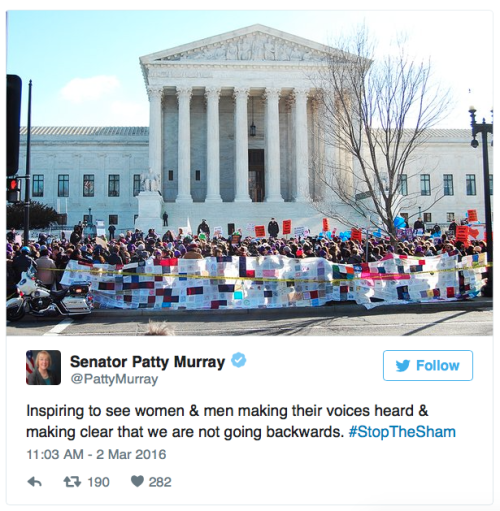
[469,106,493,297]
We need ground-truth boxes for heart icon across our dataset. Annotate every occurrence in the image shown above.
[131,475,144,487]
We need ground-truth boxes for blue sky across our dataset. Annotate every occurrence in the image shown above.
[4,5,495,129]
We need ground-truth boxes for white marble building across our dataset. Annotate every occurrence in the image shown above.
[18,25,493,237]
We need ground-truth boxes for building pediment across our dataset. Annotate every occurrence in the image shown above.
[140,24,337,66]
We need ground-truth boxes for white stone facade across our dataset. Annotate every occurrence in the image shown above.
[398,130,494,227]
[19,127,149,234]
[139,25,334,213]
[18,25,493,237]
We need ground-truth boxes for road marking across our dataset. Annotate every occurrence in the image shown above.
[44,318,74,336]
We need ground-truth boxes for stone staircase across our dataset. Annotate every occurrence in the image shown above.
[135,196,335,239]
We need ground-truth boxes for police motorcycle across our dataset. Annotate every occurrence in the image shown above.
[6,265,92,322]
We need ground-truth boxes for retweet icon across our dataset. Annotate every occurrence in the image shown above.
[396,360,410,372]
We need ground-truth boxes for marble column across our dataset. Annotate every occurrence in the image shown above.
[294,88,310,202]
[147,86,164,193]
[176,86,193,203]
[264,87,283,202]
[233,87,251,202]
[205,86,222,202]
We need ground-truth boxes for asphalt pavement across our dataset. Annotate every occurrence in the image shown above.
[7,295,492,336]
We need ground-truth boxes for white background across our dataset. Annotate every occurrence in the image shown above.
[4,336,495,509]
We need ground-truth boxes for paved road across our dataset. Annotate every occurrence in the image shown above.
[6,299,493,337]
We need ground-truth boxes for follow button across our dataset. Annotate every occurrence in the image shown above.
[383,350,473,381]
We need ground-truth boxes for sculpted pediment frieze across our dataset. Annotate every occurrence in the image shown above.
[159,33,327,63]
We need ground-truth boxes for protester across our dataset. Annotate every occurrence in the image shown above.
[70,225,83,245]
[183,242,204,259]
[162,230,175,243]
[431,223,441,235]
[106,246,123,265]
[36,247,57,289]
[268,218,279,238]
[7,217,488,299]
[12,246,37,282]
[448,220,457,234]
[197,220,210,238]
[7,227,16,243]
[6,252,17,297]
[413,217,425,232]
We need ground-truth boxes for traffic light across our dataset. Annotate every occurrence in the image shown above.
[7,177,21,203]
[7,75,22,176]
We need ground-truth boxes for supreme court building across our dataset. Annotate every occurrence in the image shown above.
[137,23,337,234]
[19,25,492,236]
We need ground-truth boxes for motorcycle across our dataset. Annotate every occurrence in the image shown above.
[6,265,92,322]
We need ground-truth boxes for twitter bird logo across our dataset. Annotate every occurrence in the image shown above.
[396,360,410,372]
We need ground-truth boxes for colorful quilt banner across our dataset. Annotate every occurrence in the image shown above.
[355,252,486,308]
[60,253,487,310]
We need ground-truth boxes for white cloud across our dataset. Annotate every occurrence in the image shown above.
[60,75,120,103]
[109,100,149,126]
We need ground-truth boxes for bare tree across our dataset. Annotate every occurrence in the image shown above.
[309,26,452,238]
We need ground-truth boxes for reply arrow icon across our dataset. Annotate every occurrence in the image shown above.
[27,477,42,487]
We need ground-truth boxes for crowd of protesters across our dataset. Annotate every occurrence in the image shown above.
[6,219,487,298]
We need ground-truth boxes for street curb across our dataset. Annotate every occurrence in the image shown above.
[89,297,493,318]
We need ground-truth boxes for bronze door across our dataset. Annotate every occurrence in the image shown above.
[248,149,265,202]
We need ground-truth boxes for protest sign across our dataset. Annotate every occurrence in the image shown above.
[456,225,470,246]
[351,228,362,241]
[283,220,292,235]
[96,220,105,237]
[294,226,305,238]
[467,224,485,241]
[246,223,256,236]
[254,225,266,238]
[467,209,478,222]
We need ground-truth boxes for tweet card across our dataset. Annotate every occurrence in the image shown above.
[4,335,495,509]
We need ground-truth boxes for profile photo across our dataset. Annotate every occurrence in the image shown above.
[26,350,61,385]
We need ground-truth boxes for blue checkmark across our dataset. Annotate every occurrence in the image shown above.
[231,352,246,368]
